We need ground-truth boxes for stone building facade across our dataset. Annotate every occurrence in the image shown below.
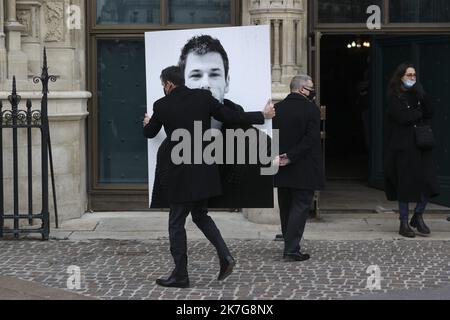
[0,0,307,223]
[1,0,90,223]
[2,1,450,226]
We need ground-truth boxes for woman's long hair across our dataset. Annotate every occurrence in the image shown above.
[387,62,416,97]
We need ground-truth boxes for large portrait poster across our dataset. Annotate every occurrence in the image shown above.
[145,25,273,209]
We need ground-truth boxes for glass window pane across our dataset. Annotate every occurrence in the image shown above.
[318,0,383,24]
[97,39,148,184]
[389,0,450,23]
[96,0,160,24]
[169,0,231,24]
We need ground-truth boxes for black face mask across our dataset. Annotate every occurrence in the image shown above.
[304,87,316,101]
[163,82,172,96]
[163,83,171,96]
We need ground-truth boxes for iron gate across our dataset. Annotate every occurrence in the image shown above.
[0,49,58,240]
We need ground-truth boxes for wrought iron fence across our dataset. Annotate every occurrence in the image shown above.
[0,48,58,240]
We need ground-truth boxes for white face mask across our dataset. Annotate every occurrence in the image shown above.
[403,79,416,89]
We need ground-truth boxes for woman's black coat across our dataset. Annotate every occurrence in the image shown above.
[384,89,440,202]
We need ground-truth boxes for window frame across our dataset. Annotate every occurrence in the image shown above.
[312,0,450,31]
[90,0,239,32]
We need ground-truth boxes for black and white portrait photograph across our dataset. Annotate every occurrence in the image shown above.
[145,26,273,209]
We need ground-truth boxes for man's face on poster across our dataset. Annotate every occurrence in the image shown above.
[184,52,230,103]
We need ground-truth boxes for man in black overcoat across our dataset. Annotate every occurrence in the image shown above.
[273,75,325,262]
[143,66,275,287]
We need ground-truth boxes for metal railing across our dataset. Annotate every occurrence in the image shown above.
[0,48,58,240]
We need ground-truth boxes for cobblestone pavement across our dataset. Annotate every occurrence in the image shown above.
[1,239,450,300]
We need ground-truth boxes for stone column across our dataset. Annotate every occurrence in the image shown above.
[240,0,309,225]
[272,19,282,84]
[295,18,303,72]
[17,1,43,77]
[246,0,306,95]
[281,18,296,84]
[6,0,15,21]
[4,0,28,80]
[0,0,7,82]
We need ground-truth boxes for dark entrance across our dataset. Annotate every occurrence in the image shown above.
[321,35,372,182]
[318,34,450,209]
[308,0,450,212]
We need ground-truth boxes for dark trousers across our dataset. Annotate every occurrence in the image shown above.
[399,194,429,221]
[277,188,314,254]
[169,200,231,278]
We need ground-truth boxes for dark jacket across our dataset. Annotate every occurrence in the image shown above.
[150,138,170,208]
[384,90,440,202]
[273,93,325,190]
[208,99,274,208]
[144,86,265,204]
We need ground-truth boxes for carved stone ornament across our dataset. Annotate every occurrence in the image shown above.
[17,10,32,37]
[45,1,64,42]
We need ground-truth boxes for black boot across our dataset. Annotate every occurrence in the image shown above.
[399,220,415,238]
[156,274,190,288]
[274,234,284,241]
[283,252,310,262]
[410,213,431,235]
[218,256,235,281]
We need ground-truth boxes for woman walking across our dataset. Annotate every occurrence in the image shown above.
[384,62,440,238]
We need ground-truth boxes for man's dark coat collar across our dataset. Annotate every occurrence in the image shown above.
[286,92,310,102]
[169,85,189,95]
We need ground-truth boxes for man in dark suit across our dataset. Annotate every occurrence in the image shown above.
[143,66,275,288]
[273,75,325,262]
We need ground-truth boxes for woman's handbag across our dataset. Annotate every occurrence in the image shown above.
[414,123,435,150]
[398,94,435,150]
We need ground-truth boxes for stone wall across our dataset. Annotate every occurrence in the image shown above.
[0,0,90,224]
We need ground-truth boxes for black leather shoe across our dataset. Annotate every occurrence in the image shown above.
[274,234,284,241]
[447,216,450,222]
[399,220,415,238]
[410,213,431,235]
[283,252,310,262]
[156,276,189,288]
[218,256,235,281]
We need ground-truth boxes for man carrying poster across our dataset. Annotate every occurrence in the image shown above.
[143,66,275,288]
[145,26,274,210]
